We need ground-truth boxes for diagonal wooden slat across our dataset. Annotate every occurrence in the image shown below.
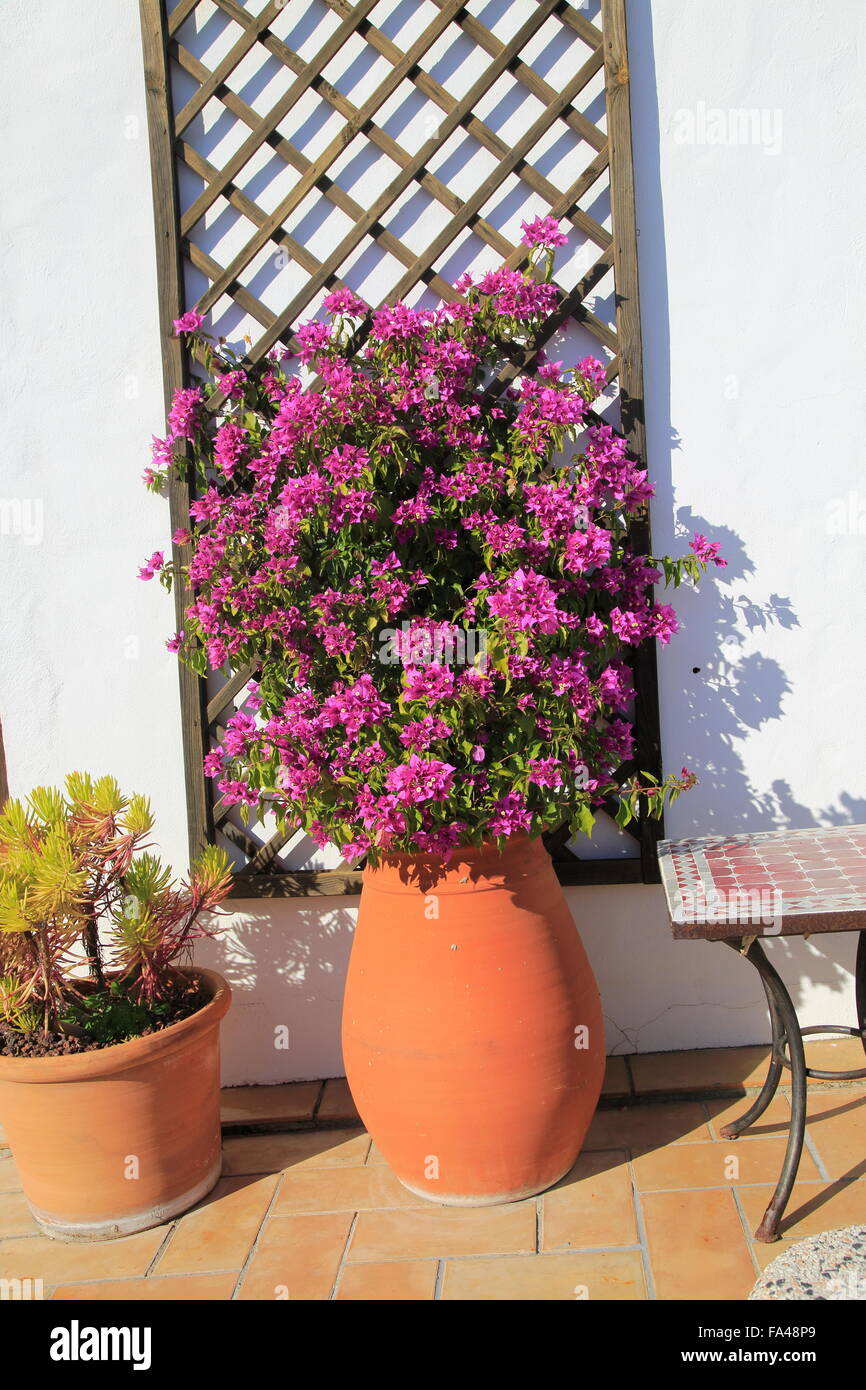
[431,0,608,155]
[174,0,284,135]
[185,231,277,331]
[172,37,510,302]
[179,0,381,236]
[324,0,596,236]
[381,45,607,309]
[194,0,472,312]
[166,0,199,38]
[241,0,568,362]
[208,0,526,258]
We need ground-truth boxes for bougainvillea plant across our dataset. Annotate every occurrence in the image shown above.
[0,774,231,1042]
[142,217,724,864]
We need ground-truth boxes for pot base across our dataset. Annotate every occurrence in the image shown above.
[396,1157,575,1208]
[28,1154,223,1243]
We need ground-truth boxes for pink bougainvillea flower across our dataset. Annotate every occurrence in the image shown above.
[322,287,369,318]
[138,550,164,581]
[172,309,204,336]
[520,215,569,248]
[690,533,727,567]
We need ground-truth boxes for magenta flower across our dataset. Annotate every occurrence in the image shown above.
[167,387,202,442]
[322,288,368,318]
[520,215,569,248]
[138,551,164,581]
[690,533,727,567]
[172,309,204,336]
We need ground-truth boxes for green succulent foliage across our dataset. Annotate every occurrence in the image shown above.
[0,972,37,1032]
[0,773,232,1039]
[123,852,172,906]
[190,844,233,895]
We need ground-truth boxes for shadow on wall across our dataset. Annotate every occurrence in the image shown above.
[627,2,863,1022]
[196,898,357,1087]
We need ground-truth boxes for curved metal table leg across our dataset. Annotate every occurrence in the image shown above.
[856,930,866,1058]
[722,938,807,1242]
[719,955,785,1139]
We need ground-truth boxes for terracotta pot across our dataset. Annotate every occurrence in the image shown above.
[0,968,231,1241]
[342,835,604,1204]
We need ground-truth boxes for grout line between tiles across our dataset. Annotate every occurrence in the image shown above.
[802,1128,832,1183]
[231,1169,287,1301]
[144,1220,180,1277]
[626,1156,656,1303]
[731,1186,763,1280]
[433,1258,444,1300]
[329,1210,359,1301]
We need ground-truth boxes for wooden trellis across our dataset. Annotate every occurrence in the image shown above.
[139,0,663,896]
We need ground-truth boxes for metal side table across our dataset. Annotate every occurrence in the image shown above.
[658,824,866,1242]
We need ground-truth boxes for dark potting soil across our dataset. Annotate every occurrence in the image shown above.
[0,976,210,1059]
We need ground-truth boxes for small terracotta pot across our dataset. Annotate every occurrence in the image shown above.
[342,835,604,1204]
[0,968,231,1241]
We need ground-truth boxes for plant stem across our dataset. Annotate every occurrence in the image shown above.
[82,913,106,989]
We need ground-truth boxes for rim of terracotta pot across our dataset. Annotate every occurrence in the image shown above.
[364,832,550,890]
[0,967,231,1084]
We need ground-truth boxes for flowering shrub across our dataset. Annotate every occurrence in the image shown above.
[143,217,724,862]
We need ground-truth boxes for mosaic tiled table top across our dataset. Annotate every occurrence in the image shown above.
[658,825,866,940]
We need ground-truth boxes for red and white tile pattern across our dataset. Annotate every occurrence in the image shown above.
[658,825,866,939]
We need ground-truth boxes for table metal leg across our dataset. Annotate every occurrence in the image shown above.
[856,930,866,1058]
[719,966,785,1140]
[721,939,807,1242]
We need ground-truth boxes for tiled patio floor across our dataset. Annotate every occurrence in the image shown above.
[1,1040,864,1300]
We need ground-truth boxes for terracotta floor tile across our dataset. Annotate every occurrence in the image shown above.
[52,1273,237,1300]
[803,1037,866,1082]
[634,1137,819,1192]
[238,1212,352,1300]
[155,1174,277,1276]
[642,1189,756,1300]
[602,1057,631,1099]
[222,1128,370,1176]
[798,1088,866,1180]
[220,1082,321,1127]
[706,1092,793,1140]
[737,1181,866,1241]
[441,1250,646,1301]
[366,1142,387,1167]
[272,1163,422,1215]
[0,1228,167,1284]
[0,1192,38,1238]
[585,1102,711,1152]
[631,1047,771,1096]
[347,1203,537,1262]
[0,1156,21,1193]
[542,1150,637,1250]
[336,1259,438,1300]
[317,1078,360,1123]
[0,1123,7,1149]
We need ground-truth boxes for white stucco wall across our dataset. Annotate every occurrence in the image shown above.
[1,0,864,1083]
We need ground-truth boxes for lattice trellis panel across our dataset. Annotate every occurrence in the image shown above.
[139,0,663,896]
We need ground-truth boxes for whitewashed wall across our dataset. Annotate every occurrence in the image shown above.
[1,0,864,1084]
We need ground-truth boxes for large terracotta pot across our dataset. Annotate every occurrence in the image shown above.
[0,968,231,1241]
[342,835,604,1204]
